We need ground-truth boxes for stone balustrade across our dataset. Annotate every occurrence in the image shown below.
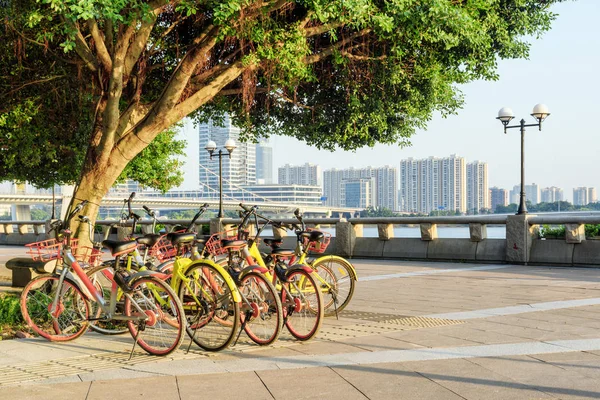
[3,213,600,266]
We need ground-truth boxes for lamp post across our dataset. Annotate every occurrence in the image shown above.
[496,104,551,215]
[205,139,236,218]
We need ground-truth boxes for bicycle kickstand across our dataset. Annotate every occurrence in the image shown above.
[233,310,252,347]
[185,307,204,354]
[129,321,146,360]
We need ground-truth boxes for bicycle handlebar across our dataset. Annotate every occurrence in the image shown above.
[187,203,210,232]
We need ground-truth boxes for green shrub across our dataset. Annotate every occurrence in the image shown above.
[539,224,566,239]
[0,294,23,325]
[585,224,600,238]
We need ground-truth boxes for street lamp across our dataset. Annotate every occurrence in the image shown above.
[205,139,236,218]
[496,104,550,215]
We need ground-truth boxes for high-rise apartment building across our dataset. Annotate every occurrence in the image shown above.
[399,155,466,214]
[510,183,540,205]
[466,161,489,213]
[323,166,397,210]
[573,187,598,205]
[489,187,509,212]
[541,187,564,203]
[278,163,321,186]
[255,140,273,184]
[198,116,256,196]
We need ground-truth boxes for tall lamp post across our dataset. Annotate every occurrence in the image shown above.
[496,104,551,215]
[205,139,236,218]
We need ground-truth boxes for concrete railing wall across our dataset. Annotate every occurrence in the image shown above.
[3,214,600,266]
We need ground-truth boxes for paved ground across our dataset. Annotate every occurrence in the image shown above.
[3,246,600,399]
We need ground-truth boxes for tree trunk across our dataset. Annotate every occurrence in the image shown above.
[69,148,132,247]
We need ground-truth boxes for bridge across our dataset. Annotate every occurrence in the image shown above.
[0,192,362,219]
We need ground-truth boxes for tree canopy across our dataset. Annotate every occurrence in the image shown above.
[0,0,566,227]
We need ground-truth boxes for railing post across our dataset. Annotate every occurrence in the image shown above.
[506,214,536,264]
[469,223,487,242]
[377,224,394,241]
[565,224,585,244]
[273,226,287,240]
[141,223,155,235]
[18,223,28,235]
[420,223,437,241]
[5,223,14,235]
[117,227,130,241]
[210,218,224,234]
[335,220,356,258]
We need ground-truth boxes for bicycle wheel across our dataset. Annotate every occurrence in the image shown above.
[239,271,283,346]
[179,262,240,351]
[124,276,185,356]
[309,257,356,316]
[85,263,129,335]
[283,269,323,341]
[20,274,90,341]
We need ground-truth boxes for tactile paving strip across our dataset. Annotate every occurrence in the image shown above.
[381,316,464,328]
[336,310,410,322]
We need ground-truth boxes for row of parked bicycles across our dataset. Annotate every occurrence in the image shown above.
[19,193,358,356]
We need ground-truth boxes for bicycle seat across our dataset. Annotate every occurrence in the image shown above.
[102,240,138,257]
[271,248,295,257]
[220,239,247,250]
[167,232,196,246]
[263,238,283,247]
[299,231,324,242]
[136,234,160,246]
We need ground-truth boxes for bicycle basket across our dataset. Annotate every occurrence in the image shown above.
[26,238,79,261]
[204,229,238,256]
[149,234,177,262]
[74,246,103,267]
[303,229,331,254]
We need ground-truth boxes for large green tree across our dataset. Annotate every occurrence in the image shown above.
[1,0,565,240]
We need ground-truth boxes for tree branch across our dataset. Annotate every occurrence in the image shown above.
[304,21,344,37]
[123,16,157,80]
[87,19,112,71]
[304,29,372,64]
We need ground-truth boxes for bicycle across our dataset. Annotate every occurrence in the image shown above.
[267,209,358,317]
[215,204,323,341]
[20,200,186,356]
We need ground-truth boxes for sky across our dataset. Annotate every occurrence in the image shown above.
[179,0,600,202]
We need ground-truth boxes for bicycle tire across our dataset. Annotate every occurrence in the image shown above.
[179,262,240,351]
[283,269,324,341]
[85,263,130,335]
[309,257,356,316]
[239,271,283,346]
[124,275,185,356]
[20,274,90,341]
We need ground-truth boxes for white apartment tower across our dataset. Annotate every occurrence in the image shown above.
[541,187,564,203]
[198,116,256,196]
[466,161,489,213]
[323,166,397,210]
[278,163,321,186]
[400,155,466,214]
[255,140,273,184]
[573,187,598,205]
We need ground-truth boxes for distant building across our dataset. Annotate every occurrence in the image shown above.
[341,178,373,208]
[278,163,321,186]
[541,187,564,203]
[323,166,397,210]
[198,116,256,197]
[573,187,598,205]
[489,187,509,212]
[510,183,540,205]
[399,155,466,214]
[466,161,489,213]
[241,184,322,206]
[255,140,273,184]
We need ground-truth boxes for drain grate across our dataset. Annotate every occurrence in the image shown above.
[381,316,463,328]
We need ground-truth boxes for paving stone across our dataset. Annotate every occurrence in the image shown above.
[0,381,91,399]
[257,367,368,399]
[87,376,180,400]
[177,371,272,400]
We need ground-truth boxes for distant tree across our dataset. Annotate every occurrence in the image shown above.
[361,207,396,218]
[495,204,518,214]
